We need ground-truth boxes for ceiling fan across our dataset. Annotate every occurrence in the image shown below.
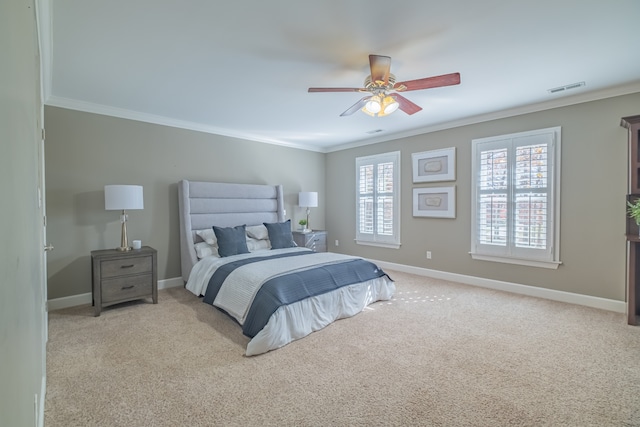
[308,54,460,117]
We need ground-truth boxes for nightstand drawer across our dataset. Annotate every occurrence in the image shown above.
[102,274,153,303]
[101,256,152,278]
[307,237,326,252]
[292,230,327,252]
[311,243,327,252]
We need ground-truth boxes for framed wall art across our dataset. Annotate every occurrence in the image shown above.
[411,147,456,183]
[412,186,456,218]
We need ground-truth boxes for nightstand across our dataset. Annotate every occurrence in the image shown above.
[91,246,158,316]
[292,230,327,252]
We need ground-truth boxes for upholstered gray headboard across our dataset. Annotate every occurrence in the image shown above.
[178,180,285,283]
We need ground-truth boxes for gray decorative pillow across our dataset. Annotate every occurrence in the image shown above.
[264,220,295,249]
[245,224,269,240]
[213,225,249,257]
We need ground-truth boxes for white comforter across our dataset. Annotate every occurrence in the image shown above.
[186,248,304,297]
[185,248,396,356]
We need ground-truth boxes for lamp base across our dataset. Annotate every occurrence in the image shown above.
[117,210,132,252]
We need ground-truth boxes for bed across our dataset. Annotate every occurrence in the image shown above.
[178,180,395,356]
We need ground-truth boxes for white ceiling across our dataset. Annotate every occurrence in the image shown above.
[43,0,640,152]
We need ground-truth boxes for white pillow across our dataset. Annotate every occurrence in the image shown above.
[196,228,217,246]
[246,237,271,252]
[245,224,269,240]
[194,241,219,259]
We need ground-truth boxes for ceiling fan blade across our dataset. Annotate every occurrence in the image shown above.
[394,72,461,92]
[392,94,422,115]
[340,96,372,117]
[369,54,391,85]
[308,87,363,93]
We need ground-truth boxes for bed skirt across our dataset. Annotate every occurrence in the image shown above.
[246,275,395,356]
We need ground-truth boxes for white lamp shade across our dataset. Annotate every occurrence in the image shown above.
[105,185,144,210]
[298,191,318,208]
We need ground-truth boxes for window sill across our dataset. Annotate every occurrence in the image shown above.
[470,253,561,269]
[356,240,400,249]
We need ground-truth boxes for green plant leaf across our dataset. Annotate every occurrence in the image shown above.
[627,199,640,224]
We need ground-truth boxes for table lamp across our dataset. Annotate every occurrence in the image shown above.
[298,191,318,233]
[104,185,144,251]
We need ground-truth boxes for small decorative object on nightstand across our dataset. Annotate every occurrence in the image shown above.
[292,230,327,253]
[91,246,157,316]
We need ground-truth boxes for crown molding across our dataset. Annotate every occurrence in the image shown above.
[46,81,640,154]
[326,82,640,153]
[45,96,326,153]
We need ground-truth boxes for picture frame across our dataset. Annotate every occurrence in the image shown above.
[413,186,456,218]
[411,147,456,183]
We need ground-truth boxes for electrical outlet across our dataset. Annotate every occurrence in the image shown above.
[426,251,432,259]
[335,240,339,246]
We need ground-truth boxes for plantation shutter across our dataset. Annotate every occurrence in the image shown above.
[356,151,400,248]
[471,127,560,267]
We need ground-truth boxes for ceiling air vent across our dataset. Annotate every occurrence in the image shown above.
[548,81,585,94]
[366,129,384,134]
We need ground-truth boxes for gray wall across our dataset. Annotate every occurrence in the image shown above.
[46,92,639,303]
[45,106,325,299]
[327,93,640,301]
[1,0,47,425]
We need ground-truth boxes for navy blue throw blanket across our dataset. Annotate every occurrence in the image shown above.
[202,251,389,338]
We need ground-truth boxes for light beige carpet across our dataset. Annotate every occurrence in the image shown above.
[45,270,640,426]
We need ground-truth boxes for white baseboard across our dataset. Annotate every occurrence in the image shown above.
[158,277,184,290]
[48,292,91,312]
[371,259,626,314]
[49,266,626,314]
[37,375,45,427]
[47,277,184,311]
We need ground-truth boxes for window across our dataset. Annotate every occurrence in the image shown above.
[356,151,400,248]
[471,127,561,269]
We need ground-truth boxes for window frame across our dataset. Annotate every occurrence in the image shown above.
[470,127,561,269]
[355,151,401,249]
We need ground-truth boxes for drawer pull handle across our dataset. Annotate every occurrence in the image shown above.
[121,285,135,290]
[120,264,135,269]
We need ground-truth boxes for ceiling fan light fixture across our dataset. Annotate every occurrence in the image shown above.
[362,94,399,117]
[382,95,399,114]
[364,96,382,114]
